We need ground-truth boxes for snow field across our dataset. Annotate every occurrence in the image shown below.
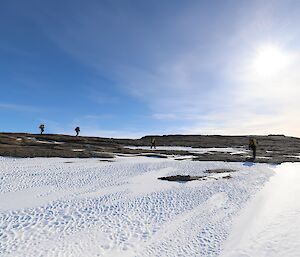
[221,163,300,257]
[125,146,248,155]
[0,156,273,256]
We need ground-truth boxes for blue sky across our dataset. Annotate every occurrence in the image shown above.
[1,0,300,137]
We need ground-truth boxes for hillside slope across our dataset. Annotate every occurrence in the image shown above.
[0,133,300,163]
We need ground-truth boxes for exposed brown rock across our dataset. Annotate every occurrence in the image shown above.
[158,174,232,182]
[0,132,300,164]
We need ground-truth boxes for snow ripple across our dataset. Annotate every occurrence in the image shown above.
[0,156,273,256]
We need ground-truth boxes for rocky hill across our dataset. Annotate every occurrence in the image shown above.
[1,132,300,164]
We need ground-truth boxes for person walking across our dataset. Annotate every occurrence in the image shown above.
[39,124,45,135]
[249,138,257,160]
[75,126,80,136]
[151,137,156,149]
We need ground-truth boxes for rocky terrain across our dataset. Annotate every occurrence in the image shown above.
[0,132,300,164]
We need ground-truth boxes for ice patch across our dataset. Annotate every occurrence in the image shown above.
[125,146,247,155]
[285,154,300,159]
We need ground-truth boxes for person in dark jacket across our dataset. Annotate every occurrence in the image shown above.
[39,124,45,135]
[249,138,257,160]
[151,137,156,149]
[75,126,80,136]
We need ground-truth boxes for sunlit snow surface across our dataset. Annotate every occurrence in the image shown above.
[221,163,300,257]
[0,156,273,257]
[125,146,247,155]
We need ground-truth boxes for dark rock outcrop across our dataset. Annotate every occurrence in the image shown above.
[0,132,300,164]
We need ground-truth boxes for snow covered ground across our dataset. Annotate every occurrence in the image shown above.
[221,162,300,257]
[125,146,248,155]
[0,156,276,256]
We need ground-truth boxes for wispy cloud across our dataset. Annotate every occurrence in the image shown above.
[83,114,115,120]
[23,0,300,136]
[0,103,40,113]
[79,128,147,139]
[52,125,148,139]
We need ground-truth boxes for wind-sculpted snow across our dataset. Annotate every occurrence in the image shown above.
[0,156,273,256]
[221,163,300,257]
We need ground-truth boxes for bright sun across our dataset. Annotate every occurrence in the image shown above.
[252,45,291,78]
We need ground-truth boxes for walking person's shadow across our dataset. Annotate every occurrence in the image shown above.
[243,158,256,166]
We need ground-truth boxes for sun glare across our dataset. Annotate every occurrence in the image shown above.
[252,45,291,78]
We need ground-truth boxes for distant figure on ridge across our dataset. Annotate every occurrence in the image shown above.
[39,124,45,135]
[75,126,80,136]
[151,137,156,149]
[248,138,257,160]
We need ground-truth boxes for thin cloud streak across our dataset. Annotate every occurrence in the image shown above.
[0,103,40,113]
[21,0,300,137]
